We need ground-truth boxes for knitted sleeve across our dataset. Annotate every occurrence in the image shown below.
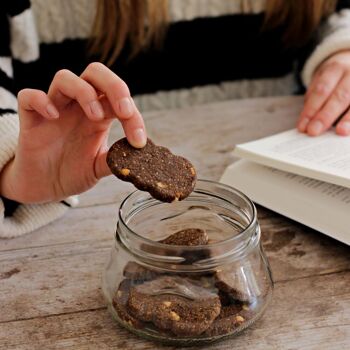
[302,3,350,86]
[0,0,78,238]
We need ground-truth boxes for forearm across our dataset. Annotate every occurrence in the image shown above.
[302,9,350,86]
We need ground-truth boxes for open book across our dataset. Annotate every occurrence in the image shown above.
[233,129,350,188]
[220,129,350,246]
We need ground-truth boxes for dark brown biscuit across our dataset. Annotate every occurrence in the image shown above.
[107,138,196,202]
[123,261,159,281]
[240,303,254,320]
[215,270,255,303]
[204,303,246,337]
[112,279,143,328]
[127,276,221,336]
[160,228,208,246]
[218,290,235,307]
[160,228,211,264]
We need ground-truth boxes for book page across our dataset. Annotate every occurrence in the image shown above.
[233,129,350,188]
[220,160,350,246]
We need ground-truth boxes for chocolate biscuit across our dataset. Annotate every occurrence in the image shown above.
[215,270,258,303]
[159,228,211,264]
[127,276,221,336]
[123,261,159,281]
[160,228,208,246]
[112,279,143,328]
[218,290,235,307]
[107,138,196,202]
[205,303,245,337]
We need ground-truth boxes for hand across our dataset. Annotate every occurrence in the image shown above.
[298,50,350,136]
[0,63,146,203]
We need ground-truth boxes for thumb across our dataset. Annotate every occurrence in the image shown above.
[94,151,112,180]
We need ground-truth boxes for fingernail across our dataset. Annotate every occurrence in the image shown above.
[89,100,104,119]
[46,104,59,119]
[132,128,147,148]
[308,120,323,135]
[338,121,350,134]
[119,97,134,118]
[298,118,309,132]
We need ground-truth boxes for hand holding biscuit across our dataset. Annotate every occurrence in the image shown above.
[0,63,147,203]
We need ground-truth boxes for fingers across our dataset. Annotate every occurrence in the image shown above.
[336,112,350,135]
[120,108,147,147]
[81,63,131,118]
[97,94,146,147]
[48,69,105,121]
[20,64,147,148]
[81,62,147,148]
[17,89,59,129]
[306,74,350,136]
[298,63,343,133]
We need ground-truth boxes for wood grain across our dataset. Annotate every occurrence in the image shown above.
[1,272,349,350]
[0,96,349,349]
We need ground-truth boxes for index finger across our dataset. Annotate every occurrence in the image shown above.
[81,62,147,148]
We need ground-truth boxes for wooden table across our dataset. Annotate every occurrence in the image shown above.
[1,96,349,350]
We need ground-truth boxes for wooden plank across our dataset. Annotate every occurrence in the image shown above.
[77,96,302,207]
[0,206,349,323]
[257,207,350,281]
[0,251,107,323]
[0,204,117,253]
[1,271,349,350]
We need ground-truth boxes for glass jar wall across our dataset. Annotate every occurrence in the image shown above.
[102,180,273,346]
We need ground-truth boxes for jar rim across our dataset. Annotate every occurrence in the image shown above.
[117,179,258,252]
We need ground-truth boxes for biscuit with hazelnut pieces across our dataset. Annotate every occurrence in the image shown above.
[127,276,221,336]
[107,138,196,202]
[112,279,143,328]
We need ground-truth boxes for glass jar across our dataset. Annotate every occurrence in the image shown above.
[102,180,273,346]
